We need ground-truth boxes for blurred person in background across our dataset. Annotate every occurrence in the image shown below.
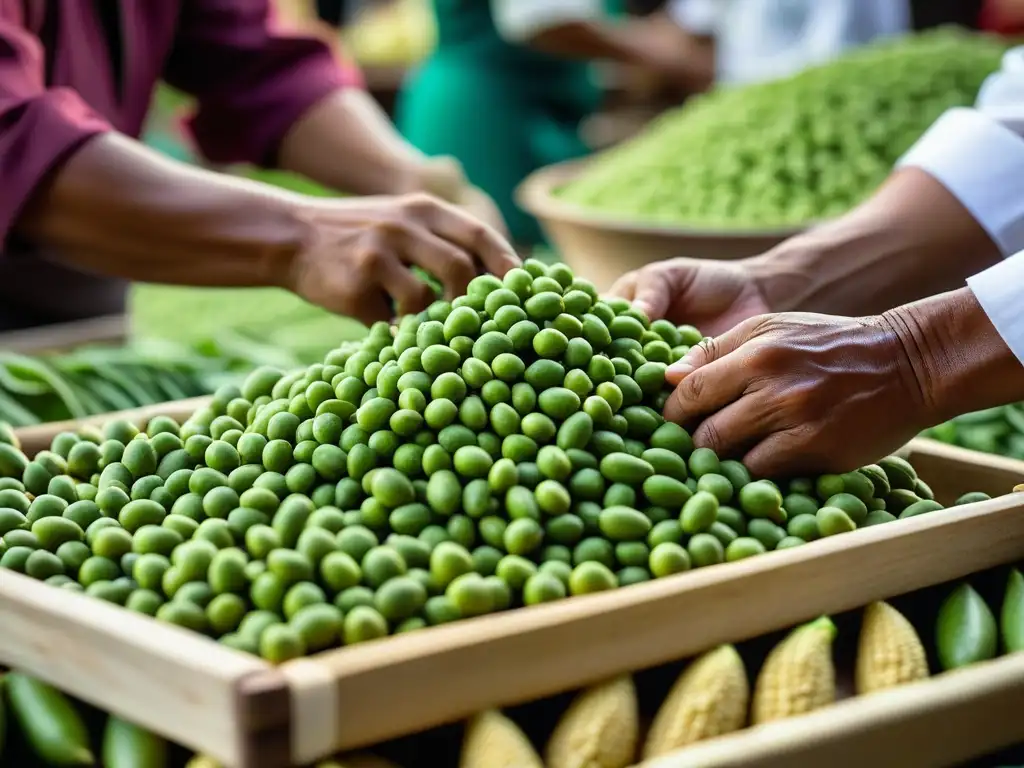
[396,0,712,249]
[608,41,1024,478]
[0,0,513,332]
[396,0,985,252]
[665,0,986,88]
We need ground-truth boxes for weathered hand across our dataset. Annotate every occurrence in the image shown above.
[662,310,932,477]
[608,258,772,336]
[289,193,519,325]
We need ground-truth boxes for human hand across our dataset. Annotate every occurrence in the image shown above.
[661,310,933,477]
[608,258,774,336]
[287,193,519,325]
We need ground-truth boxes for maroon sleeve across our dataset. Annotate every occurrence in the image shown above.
[0,18,111,244]
[163,0,362,167]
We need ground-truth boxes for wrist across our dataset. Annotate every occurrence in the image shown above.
[744,167,1002,317]
[19,133,311,290]
[742,216,890,314]
[881,287,1024,426]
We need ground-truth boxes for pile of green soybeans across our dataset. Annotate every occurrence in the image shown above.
[558,27,1006,228]
[0,260,987,663]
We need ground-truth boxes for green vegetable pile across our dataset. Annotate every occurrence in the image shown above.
[0,335,302,427]
[0,261,994,663]
[922,405,1024,460]
[557,28,1006,228]
[0,670,171,768]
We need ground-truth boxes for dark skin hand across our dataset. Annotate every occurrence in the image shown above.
[17,133,519,326]
[662,288,1024,477]
[609,168,1015,476]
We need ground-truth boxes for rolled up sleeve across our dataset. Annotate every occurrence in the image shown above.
[897,46,1024,257]
[968,253,1024,364]
[897,46,1024,364]
[163,0,363,167]
[0,20,111,244]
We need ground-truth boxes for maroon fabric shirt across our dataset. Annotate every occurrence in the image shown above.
[0,0,358,328]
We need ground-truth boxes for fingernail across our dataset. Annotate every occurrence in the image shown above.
[665,359,694,382]
[632,300,652,318]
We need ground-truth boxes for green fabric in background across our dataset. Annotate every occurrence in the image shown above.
[396,0,621,246]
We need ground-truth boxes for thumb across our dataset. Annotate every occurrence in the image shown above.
[630,277,675,322]
[665,317,759,385]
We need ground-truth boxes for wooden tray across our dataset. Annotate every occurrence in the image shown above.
[2,437,1024,767]
[14,396,211,456]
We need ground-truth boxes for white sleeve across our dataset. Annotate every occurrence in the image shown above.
[489,0,605,44]
[967,252,1024,364]
[897,46,1024,257]
[665,0,720,35]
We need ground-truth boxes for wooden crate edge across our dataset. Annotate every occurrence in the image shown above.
[0,569,270,766]
[283,493,1024,757]
[906,436,1024,475]
[14,396,210,455]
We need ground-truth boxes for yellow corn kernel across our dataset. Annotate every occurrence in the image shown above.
[855,601,929,695]
[460,710,543,768]
[642,645,749,759]
[546,676,639,768]
[751,616,837,724]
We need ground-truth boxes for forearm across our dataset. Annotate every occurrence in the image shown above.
[746,167,1002,317]
[277,88,436,198]
[528,16,714,92]
[883,287,1024,425]
[15,133,305,288]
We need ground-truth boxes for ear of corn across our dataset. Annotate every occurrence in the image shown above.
[545,676,640,768]
[460,710,543,768]
[751,616,837,724]
[642,645,749,759]
[855,601,929,694]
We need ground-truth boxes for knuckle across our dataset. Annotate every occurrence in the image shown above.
[679,370,705,402]
[693,337,717,364]
[371,219,407,242]
[402,192,439,216]
[751,341,789,371]
[464,220,490,248]
[356,247,384,270]
[695,419,724,454]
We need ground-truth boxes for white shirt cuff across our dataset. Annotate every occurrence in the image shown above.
[897,107,1024,257]
[666,0,719,35]
[489,0,604,44]
[967,253,1024,365]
